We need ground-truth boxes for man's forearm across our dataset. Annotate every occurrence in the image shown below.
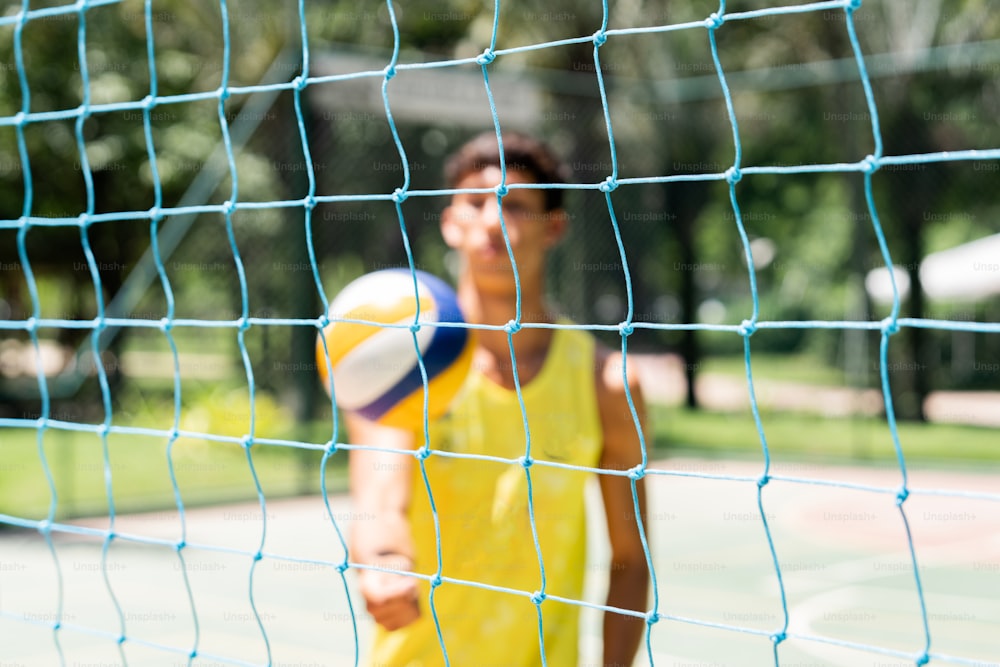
[602,565,649,667]
[350,510,414,565]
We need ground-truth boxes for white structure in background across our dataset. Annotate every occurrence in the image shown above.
[864,233,1000,427]
[865,233,1000,305]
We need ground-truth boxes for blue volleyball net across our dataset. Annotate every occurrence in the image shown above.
[1,1,999,666]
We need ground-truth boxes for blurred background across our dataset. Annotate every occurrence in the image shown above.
[1,0,998,519]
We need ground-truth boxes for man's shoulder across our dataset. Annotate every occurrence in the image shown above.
[591,338,643,403]
[549,321,642,403]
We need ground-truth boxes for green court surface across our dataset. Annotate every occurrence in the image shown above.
[1,457,998,667]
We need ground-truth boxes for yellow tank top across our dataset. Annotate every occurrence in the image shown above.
[366,325,603,667]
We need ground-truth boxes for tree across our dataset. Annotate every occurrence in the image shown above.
[0,1,289,408]
[855,0,1000,419]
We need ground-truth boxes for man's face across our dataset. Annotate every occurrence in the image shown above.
[441,166,566,290]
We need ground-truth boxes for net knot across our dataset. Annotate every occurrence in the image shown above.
[238,316,251,332]
[619,321,634,336]
[303,195,316,211]
[915,652,930,666]
[504,319,521,334]
[518,455,533,469]
[336,562,349,574]
[599,175,618,192]
[408,321,421,334]
[37,519,51,535]
[175,540,186,551]
[628,465,645,481]
[430,573,442,588]
[117,634,126,645]
[704,12,725,29]
[880,317,899,336]
[530,590,546,605]
[895,486,909,505]
[475,49,496,65]
[218,86,230,102]
[159,317,172,332]
[861,154,879,174]
[13,111,26,127]
[771,631,787,644]
[391,187,408,203]
[757,473,770,488]
[645,610,661,625]
[253,551,263,562]
[141,94,156,110]
[725,166,742,184]
[292,75,307,91]
[222,199,237,215]
[847,0,864,11]
[738,319,757,337]
[592,30,607,47]
[383,64,396,80]
[77,212,92,228]
[415,446,431,461]
[494,183,508,197]
[241,434,254,450]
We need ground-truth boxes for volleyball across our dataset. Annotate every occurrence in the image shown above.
[315,268,475,429]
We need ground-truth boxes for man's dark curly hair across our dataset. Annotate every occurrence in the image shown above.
[444,131,572,212]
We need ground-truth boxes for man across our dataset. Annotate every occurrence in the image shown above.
[347,131,650,666]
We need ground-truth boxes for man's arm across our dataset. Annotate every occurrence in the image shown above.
[345,412,421,631]
[595,347,651,667]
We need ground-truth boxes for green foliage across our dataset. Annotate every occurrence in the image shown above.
[1,0,997,421]
[178,385,290,440]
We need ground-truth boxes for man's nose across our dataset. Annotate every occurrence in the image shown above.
[479,199,504,231]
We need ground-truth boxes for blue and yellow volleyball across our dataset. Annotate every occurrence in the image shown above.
[315,269,475,429]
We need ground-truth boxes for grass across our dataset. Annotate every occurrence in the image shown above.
[0,378,354,522]
[0,349,993,521]
[0,423,349,523]
[699,352,848,386]
[653,405,1000,468]
[2,400,996,524]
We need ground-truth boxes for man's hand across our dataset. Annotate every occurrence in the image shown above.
[345,413,420,631]
[359,554,421,631]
